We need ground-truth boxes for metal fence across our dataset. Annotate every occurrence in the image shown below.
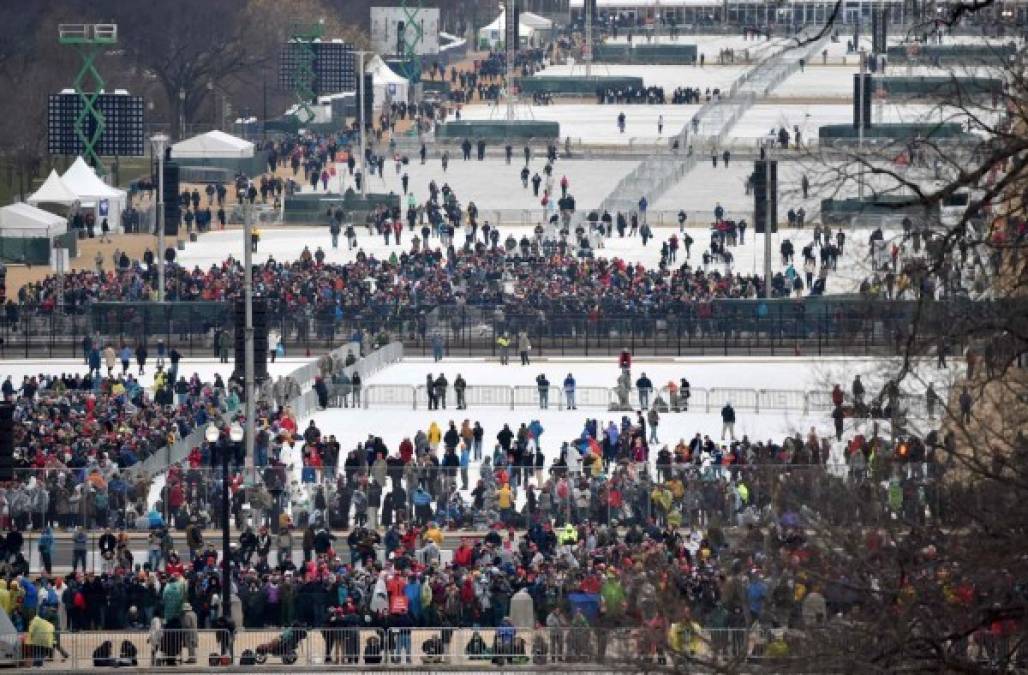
[6,298,1013,359]
[13,626,800,669]
[361,382,939,417]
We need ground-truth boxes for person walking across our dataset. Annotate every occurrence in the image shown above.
[959,387,972,424]
[926,383,939,420]
[720,402,736,441]
[563,373,576,410]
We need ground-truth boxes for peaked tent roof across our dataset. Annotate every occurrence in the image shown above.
[171,130,255,159]
[368,55,408,85]
[0,202,68,237]
[61,157,125,200]
[27,169,79,206]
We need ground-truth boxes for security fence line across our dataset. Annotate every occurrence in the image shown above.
[359,382,941,418]
[136,340,362,476]
[12,625,791,669]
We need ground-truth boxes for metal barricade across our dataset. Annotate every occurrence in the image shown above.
[759,389,810,414]
[512,385,562,410]
[710,387,760,412]
[363,384,417,409]
[460,385,515,408]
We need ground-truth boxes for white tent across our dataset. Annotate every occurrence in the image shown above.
[61,157,127,232]
[0,202,68,237]
[367,55,410,107]
[27,169,79,207]
[171,130,255,159]
[478,11,551,48]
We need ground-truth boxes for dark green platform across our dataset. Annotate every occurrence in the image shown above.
[435,120,560,141]
[821,196,939,225]
[885,43,1016,64]
[283,189,399,224]
[872,76,1002,98]
[518,75,644,95]
[593,43,697,64]
[819,122,971,140]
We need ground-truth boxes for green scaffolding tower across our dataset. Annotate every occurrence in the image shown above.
[58,23,118,175]
[398,0,424,85]
[288,21,324,124]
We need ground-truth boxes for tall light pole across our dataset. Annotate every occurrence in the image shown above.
[150,133,169,302]
[178,89,186,139]
[243,202,255,471]
[356,49,371,198]
[206,421,231,621]
[763,150,773,298]
[858,47,866,200]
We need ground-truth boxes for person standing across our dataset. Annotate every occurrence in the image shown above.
[720,402,736,441]
[454,374,467,410]
[426,373,437,410]
[536,373,550,409]
[647,408,660,443]
[497,333,511,365]
[563,372,577,410]
[636,372,653,410]
[517,331,531,366]
[432,333,444,362]
[181,602,199,664]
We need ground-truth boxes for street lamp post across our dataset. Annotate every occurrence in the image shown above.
[205,422,230,618]
[178,89,186,139]
[356,50,371,198]
[243,203,255,472]
[858,47,867,200]
[150,133,169,302]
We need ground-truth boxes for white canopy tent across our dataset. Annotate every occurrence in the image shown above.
[478,11,552,48]
[61,157,127,232]
[27,169,79,207]
[0,202,68,237]
[367,55,410,107]
[171,130,255,159]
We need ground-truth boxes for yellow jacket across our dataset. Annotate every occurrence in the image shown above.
[425,526,443,545]
[427,423,441,445]
[497,485,512,509]
[28,615,55,648]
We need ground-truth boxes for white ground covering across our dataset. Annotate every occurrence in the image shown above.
[650,157,939,218]
[775,63,1008,98]
[732,102,971,140]
[301,157,640,207]
[457,102,701,145]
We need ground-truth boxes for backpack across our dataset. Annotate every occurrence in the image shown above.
[238,649,257,666]
[363,636,383,665]
[119,640,138,666]
[93,641,116,667]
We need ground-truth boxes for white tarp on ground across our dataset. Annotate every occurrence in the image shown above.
[368,55,410,107]
[61,157,127,232]
[171,130,255,159]
[0,202,68,237]
[27,169,79,206]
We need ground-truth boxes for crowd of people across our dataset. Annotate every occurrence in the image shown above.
[0,392,952,669]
